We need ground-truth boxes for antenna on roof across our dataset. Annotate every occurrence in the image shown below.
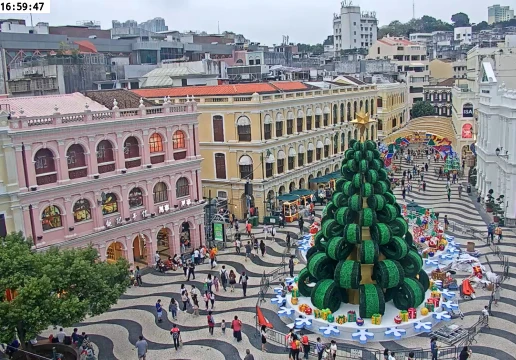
[218,21,220,35]
[412,0,415,19]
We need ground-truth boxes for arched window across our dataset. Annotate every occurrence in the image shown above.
[237,116,251,142]
[333,104,338,125]
[172,131,186,149]
[340,103,345,123]
[296,110,304,133]
[73,199,91,223]
[101,192,118,215]
[347,102,351,121]
[213,115,224,142]
[153,182,168,204]
[354,129,358,140]
[97,140,115,174]
[370,99,375,116]
[67,144,87,179]
[172,130,187,160]
[128,187,144,208]
[275,113,284,137]
[239,155,253,180]
[41,205,62,231]
[392,118,397,129]
[263,115,272,140]
[359,100,363,112]
[340,133,345,152]
[353,101,357,119]
[378,120,383,131]
[215,153,227,179]
[365,100,369,114]
[176,177,190,198]
[34,148,57,185]
[149,133,164,153]
[124,136,141,168]
[333,134,339,154]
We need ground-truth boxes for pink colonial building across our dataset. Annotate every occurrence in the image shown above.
[2,91,204,267]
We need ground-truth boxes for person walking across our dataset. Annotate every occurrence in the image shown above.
[187,261,196,281]
[260,325,267,352]
[213,276,220,292]
[239,271,249,297]
[246,221,252,238]
[180,284,189,312]
[259,239,266,257]
[205,274,213,293]
[235,235,241,254]
[444,215,449,231]
[220,266,228,291]
[253,238,259,256]
[231,316,243,342]
[170,324,181,351]
[301,333,310,359]
[155,299,163,323]
[135,335,148,360]
[482,305,490,326]
[459,346,472,360]
[422,181,427,192]
[487,223,495,244]
[182,260,188,278]
[430,337,438,360]
[383,348,389,360]
[298,217,304,235]
[209,291,215,309]
[315,337,325,360]
[191,294,200,316]
[209,247,217,269]
[290,334,301,360]
[447,188,451,201]
[458,183,463,197]
[244,349,254,360]
[495,225,503,243]
[329,340,337,360]
[207,310,215,335]
[203,291,210,311]
[286,232,291,249]
[425,162,429,172]
[402,186,406,200]
[271,225,276,242]
[289,255,295,277]
[135,266,143,286]
[169,298,178,320]
[244,241,252,261]
[229,270,237,292]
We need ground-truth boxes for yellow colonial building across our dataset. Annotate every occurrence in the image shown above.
[375,83,410,138]
[134,82,378,219]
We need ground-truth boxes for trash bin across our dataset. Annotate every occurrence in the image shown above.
[263,216,280,226]
[467,241,475,252]
[249,216,259,227]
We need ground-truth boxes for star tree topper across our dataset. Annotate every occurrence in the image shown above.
[350,111,376,140]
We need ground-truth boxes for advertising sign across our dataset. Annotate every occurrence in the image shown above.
[213,222,225,242]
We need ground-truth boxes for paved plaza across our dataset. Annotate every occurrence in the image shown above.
[40,159,516,360]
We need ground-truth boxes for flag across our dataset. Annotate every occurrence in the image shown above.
[256,305,274,328]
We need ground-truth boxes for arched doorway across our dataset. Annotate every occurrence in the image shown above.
[266,190,275,214]
[289,181,296,192]
[325,168,330,175]
[334,164,339,171]
[106,241,124,263]
[317,171,323,177]
[240,193,255,218]
[180,222,192,252]
[278,186,285,195]
[299,178,306,189]
[157,227,171,256]
[132,234,149,266]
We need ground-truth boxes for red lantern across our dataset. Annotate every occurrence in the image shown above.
[394,315,402,324]
[408,307,417,319]
[304,307,313,315]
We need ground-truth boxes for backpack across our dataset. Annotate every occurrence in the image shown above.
[208,315,215,325]
[302,335,309,345]
[171,329,179,339]
[291,340,299,350]
[220,270,227,281]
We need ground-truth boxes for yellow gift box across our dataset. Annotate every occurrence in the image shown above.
[399,310,409,322]
[314,309,322,319]
[431,290,441,298]
[291,297,298,305]
[321,309,331,320]
[336,315,347,324]
[371,313,382,325]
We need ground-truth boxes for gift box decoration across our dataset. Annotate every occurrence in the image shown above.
[371,313,382,325]
[425,301,435,312]
[394,315,402,324]
[431,290,441,298]
[321,309,331,320]
[314,309,322,319]
[399,310,409,322]
[428,297,440,308]
[327,314,335,323]
[431,269,446,281]
[347,310,357,323]
[291,287,300,297]
[336,315,347,324]
[473,265,482,277]
[356,318,364,326]
[287,285,294,292]
[408,308,417,319]
[421,307,429,316]
[304,307,313,316]
[291,297,298,305]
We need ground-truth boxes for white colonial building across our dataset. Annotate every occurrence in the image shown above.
[476,62,516,226]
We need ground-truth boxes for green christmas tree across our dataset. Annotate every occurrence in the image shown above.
[297,116,428,319]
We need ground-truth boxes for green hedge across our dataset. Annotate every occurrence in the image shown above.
[389,217,408,236]
[326,236,354,261]
[365,150,374,162]
[349,194,363,211]
[314,231,327,251]
[354,151,363,162]
[378,168,389,181]
[418,269,430,291]
[370,223,392,245]
[359,159,369,174]
[335,260,361,289]
[366,169,378,184]
[359,284,386,318]
[374,180,389,195]
[342,181,356,197]
[362,183,374,197]
[360,208,376,227]
[306,246,319,262]
[307,253,335,279]
[344,223,361,244]
[298,268,316,297]
[345,149,355,160]
[360,240,379,264]
[374,259,405,288]
[335,207,354,226]
[384,192,396,205]
[311,279,342,313]
[377,204,397,223]
[352,173,362,189]
[322,219,343,239]
[332,192,347,208]
[399,250,423,277]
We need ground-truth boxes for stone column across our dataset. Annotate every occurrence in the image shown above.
[88,136,99,177]
[56,140,69,184]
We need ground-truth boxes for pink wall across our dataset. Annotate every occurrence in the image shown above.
[10,102,205,267]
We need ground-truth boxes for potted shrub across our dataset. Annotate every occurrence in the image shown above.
[485,189,494,213]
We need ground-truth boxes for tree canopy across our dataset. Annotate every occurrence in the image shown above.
[451,13,470,27]
[0,232,130,348]
[378,16,453,38]
[411,101,436,118]
[296,43,324,54]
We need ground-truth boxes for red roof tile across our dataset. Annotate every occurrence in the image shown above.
[436,78,456,87]
[379,37,414,46]
[131,82,308,98]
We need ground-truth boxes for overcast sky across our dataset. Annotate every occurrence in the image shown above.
[18,0,489,44]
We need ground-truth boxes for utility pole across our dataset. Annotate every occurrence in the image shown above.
[412,0,415,20]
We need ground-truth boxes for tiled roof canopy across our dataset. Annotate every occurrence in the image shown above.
[0,93,108,117]
[85,89,156,109]
[131,81,309,98]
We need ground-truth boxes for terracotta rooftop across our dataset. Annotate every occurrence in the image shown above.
[131,82,309,98]
[85,89,155,109]
[436,78,456,87]
[0,93,108,117]
[379,37,414,46]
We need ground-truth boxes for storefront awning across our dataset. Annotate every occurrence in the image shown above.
[290,189,313,197]
[277,194,300,202]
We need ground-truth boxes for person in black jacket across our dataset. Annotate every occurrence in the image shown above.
[289,255,295,277]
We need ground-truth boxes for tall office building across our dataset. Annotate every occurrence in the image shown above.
[488,4,515,24]
[333,1,378,54]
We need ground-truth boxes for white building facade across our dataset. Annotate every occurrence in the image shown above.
[488,4,515,25]
[476,62,516,225]
[333,3,378,54]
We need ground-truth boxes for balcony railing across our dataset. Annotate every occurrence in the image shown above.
[8,101,196,130]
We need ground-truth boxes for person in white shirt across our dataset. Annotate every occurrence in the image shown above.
[482,305,489,326]
[388,352,396,360]
[194,249,200,265]
[330,340,337,359]
[154,251,161,264]
[56,328,66,343]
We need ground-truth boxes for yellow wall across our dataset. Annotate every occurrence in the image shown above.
[376,84,410,138]
[429,59,453,80]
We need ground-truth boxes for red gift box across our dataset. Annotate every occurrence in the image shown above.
[427,297,440,308]
[408,307,417,319]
